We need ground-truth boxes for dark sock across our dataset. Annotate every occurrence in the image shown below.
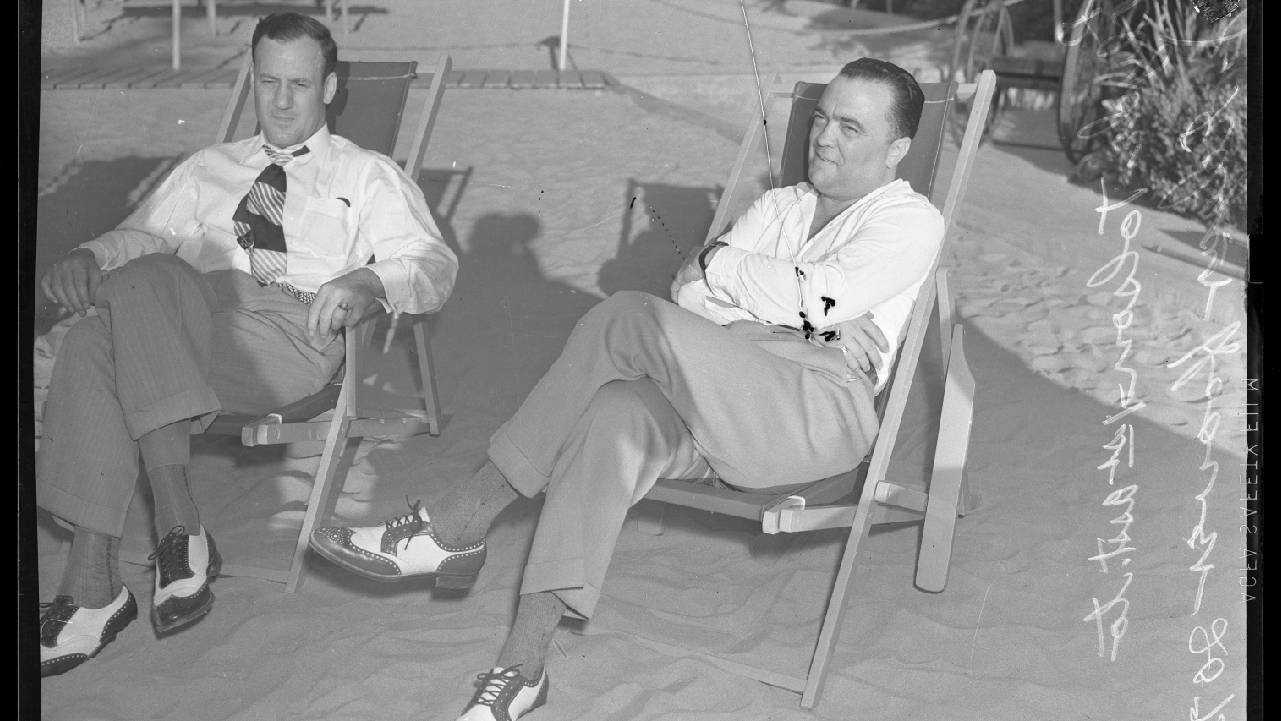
[58,527,123,608]
[428,461,519,547]
[147,464,201,538]
[495,592,568,679]
[105,536,122,597]
[139,421,200,537]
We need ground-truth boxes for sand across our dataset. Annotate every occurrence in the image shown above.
[31,2,1252,719]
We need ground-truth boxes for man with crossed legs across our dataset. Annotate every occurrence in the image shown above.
[311,58,942,719]
[37,13,457,676]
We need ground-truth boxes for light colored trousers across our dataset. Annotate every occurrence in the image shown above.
[37,254,344,537]
[488,291,879,618]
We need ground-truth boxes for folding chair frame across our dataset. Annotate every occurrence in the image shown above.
[641,70,996,708]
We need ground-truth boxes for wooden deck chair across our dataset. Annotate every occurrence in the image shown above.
[122,55,454,593]
[640,69,997,708]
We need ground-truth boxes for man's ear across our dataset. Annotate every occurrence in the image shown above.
[322,71,338,104]
[886,136,911,169]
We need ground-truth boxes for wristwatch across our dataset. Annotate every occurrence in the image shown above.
[698,241,728,272]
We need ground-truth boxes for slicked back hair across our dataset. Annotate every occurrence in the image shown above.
[837,58,925,140]
[251,13,338,77]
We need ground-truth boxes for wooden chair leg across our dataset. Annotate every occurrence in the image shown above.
[412,320,443,436]
[285,383,356,593]
[915,325,975,593]
[800,478,880,709]
[936,269,956,371]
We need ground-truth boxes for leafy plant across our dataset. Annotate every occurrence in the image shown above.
[1084,0,1247,228]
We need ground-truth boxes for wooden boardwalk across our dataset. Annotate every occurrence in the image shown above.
[40,66,617,91]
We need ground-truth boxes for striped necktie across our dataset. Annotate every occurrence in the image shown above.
[233,145,310,286]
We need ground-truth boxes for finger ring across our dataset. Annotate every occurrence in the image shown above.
[337,301,352,311]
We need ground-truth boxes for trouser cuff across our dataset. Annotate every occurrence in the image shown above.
[123,388,221,440]
[520,557,597,620]
[488,427,553,498]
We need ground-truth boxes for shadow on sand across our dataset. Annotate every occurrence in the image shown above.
[599,179,720,298]
[34,155,184,332]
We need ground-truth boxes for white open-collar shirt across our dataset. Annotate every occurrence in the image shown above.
[80,126,457,315]
[675,179,945,390]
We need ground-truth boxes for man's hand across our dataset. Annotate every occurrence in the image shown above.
[307,267,385,344]
[671,241,726,293]
[813,312,889,377]
[41,248,103,317]
[672,254,704,288]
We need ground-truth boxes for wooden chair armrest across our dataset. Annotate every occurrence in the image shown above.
[230,310,382,445]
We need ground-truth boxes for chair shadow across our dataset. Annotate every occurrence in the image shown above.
[350,162,471,418]
[416,165,472,257]
[598,179,720,298]
[312,210,605,596]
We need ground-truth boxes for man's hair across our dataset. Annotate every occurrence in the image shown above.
[251,13,338,77]
[837,58,924,140]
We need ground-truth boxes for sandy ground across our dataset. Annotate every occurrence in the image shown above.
[31,2,1253,720]
[43,0,961,77]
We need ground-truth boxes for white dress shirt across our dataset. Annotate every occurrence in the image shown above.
[80,126,458,315]
[674,179,944,389]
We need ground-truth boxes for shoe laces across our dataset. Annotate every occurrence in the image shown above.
[471,666,527,707]
[148,525,193,587]
[39,596,78,644]
[383,498,427,552]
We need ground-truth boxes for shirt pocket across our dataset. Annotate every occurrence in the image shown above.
[295,197,355,259]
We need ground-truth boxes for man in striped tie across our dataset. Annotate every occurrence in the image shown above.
[36,12,458,676]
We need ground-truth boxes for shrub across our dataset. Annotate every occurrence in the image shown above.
[1083,0,1247,228]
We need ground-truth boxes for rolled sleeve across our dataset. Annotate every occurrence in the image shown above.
[359,159,459,315]
[80,156,202,270]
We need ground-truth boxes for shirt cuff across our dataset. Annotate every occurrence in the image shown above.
[77,240,114,270]
[365,261,406,313]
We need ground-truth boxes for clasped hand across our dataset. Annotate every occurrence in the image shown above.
[812,313,889,379]
[671,249,706,291]
[668,245,888,379]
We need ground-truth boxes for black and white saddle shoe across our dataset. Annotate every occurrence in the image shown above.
[457,665,549,721]
[150,525,221,635]
[309,499,486,587]
[40,588,138,677]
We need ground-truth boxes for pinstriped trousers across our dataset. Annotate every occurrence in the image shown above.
[488,291,879,619]
[37,254,344,537]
